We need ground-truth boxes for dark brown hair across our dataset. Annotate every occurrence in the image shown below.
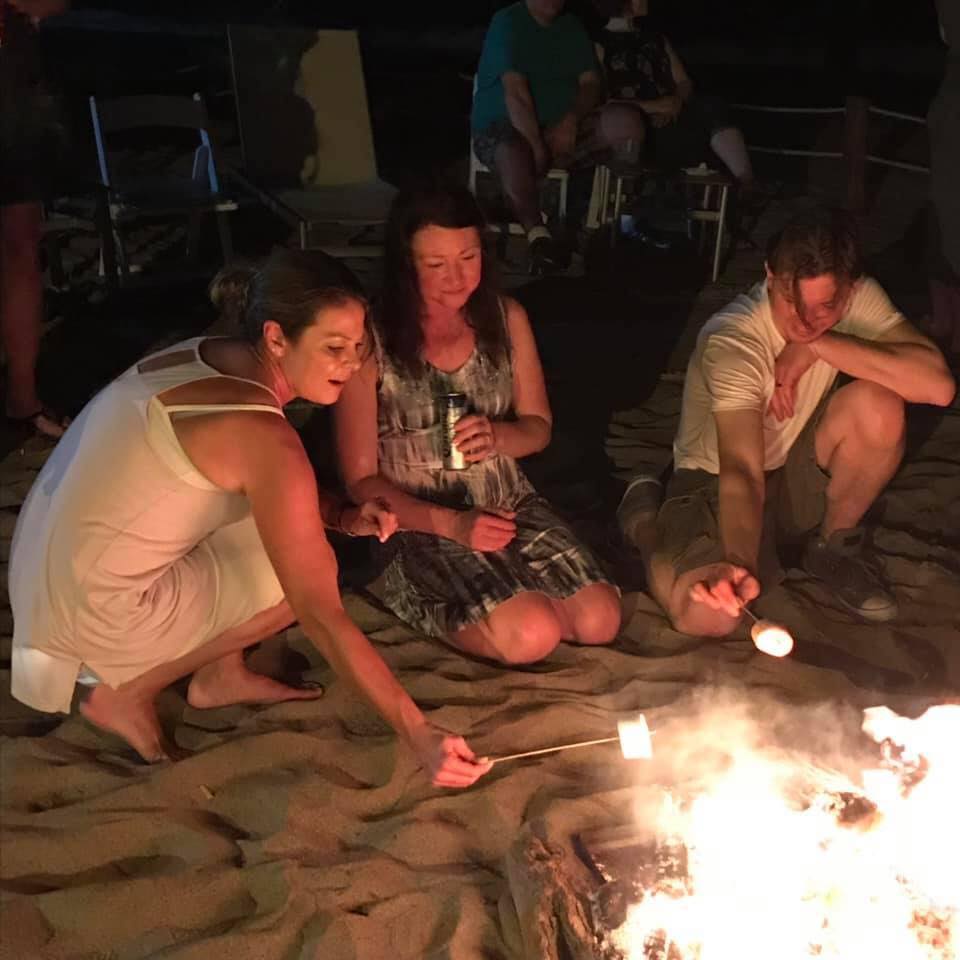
[766,205,863,301]
[376,178,506,376]
[209,248,368,344]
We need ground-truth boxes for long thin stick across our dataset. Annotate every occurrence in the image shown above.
[489,736,620,764]
[739,601,760,624]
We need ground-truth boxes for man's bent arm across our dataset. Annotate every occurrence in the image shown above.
[715,408,767,573]
[502,72,546,153]
[812,322,956,407]
[569,70,603,120]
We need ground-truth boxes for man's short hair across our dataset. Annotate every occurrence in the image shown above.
[766,205,863,290]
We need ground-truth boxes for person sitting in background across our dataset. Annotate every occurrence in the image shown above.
[471,0,644,274]
[617,205,955,635]
[591,0,754,191]
[335,180,621,663]
[9,248,491,789]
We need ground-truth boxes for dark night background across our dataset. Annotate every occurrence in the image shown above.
[39,1,946,199]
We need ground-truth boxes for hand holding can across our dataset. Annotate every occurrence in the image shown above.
[453,414,497,463]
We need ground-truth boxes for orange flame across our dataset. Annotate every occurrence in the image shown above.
[613,704,959,960]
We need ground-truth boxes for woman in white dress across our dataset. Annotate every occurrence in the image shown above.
[9,249,491,789]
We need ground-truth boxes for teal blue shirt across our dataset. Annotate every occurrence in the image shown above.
[471,3,598,134]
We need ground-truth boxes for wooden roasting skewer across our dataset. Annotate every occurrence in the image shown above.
[490,736,621,765]
[488,715,654,765]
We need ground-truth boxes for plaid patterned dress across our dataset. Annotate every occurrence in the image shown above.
[372,310,612,638]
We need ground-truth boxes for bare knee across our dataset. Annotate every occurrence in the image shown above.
[489,596,563,664]
[844,381,906,450]
[597,103,646,148]
[566,584,621,645]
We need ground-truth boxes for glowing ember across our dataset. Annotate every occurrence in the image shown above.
[618,715,654,759]
[611,704,960,960]
[750,620,794,658]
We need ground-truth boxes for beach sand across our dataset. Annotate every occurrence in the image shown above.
[2,183,959,959]
[2,381,958,958]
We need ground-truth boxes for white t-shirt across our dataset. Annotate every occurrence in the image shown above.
[673,277,906,473]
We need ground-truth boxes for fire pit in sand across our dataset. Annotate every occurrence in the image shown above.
[504,701,958,960]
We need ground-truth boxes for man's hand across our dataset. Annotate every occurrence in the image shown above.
[544,113,578,168]
[450,507,517,552]
[768,341,819,421]
[688,562,760,618]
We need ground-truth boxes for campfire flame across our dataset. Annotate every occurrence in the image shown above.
[613,704,959,960]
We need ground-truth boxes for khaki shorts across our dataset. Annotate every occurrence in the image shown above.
[655,396,831,584]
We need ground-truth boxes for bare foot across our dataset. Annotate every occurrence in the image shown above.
[186,656,323,710]
[79,684,179,763]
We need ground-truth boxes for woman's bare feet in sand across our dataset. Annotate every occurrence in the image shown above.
[185,651,323,710]
[79,684,179,763]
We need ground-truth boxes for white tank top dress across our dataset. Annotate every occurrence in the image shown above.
[9,337,287,714]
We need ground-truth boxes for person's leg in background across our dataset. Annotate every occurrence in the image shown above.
[709,126,754,188]
[0,200,65,438]
[492,135,544,233]
[477,121,565,274]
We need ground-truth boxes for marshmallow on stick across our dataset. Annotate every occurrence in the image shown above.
[488,714,653,765]
[739,602,795,658]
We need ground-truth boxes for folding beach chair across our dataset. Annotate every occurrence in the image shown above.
[88,92,237,285]
[227,25,396,257]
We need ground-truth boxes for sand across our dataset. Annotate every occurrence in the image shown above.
[2,369,958,959]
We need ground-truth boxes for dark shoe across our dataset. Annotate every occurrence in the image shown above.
[802,527,898,622]
[621,217,675,250]
[528,235,569,275]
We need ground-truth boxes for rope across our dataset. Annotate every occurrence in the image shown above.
[731,103,846,115]
[868,106,927,124]
[866,155,930,173]
[745,145,844,159]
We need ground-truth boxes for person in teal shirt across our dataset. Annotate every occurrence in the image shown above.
[472,0,643,273]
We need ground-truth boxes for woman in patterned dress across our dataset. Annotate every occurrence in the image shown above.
[335,181,621,663]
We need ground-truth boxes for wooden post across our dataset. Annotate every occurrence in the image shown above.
[844,95,869,213]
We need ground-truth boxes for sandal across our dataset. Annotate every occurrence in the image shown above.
[4,405,71,440]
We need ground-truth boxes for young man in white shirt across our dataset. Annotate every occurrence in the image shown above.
[619,206,956,636]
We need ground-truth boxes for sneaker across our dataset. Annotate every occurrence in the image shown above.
[616,475,663,549]
[528,234,569,275]
[802,527,898,622]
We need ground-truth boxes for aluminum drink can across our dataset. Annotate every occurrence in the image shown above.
[440,392,468,470]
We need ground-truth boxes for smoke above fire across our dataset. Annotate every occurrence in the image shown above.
[613,691,959,960]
